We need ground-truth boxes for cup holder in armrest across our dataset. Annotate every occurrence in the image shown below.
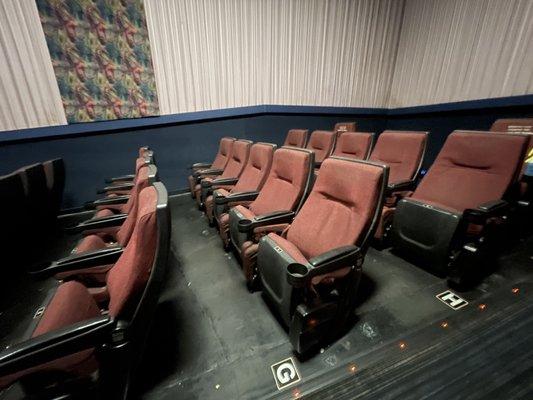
[287,263,310,287]
[238,219,253,233]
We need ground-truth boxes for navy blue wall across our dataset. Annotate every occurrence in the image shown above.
[0,99,531,210]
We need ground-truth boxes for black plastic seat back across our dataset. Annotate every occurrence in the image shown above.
[16,164,50,228]
[43,158,65,216]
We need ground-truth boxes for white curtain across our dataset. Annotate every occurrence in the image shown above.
[144,0,405,114]
[389,0,533,107]
[0,0,66,131]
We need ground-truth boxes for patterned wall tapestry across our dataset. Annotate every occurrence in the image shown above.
[36,0,159,123]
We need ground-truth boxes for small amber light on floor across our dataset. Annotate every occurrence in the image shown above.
[348,363,357,374]
[478,303,487,311]
[292,388,301,398]
[399,341,407,350]
[512,287,520,294]
[440,321,449,329]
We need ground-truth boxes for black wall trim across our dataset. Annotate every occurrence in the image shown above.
[1,94,531,144]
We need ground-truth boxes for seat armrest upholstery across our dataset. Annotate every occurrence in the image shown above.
[238,211,295,233]
[387,180,415,193]
[287,245,362,287]
[211,177,239,187]
[105,174,135,184]
[215,191,259,205]
[463,199,509,223]
[193,168,223,178]
[0,316,113,376]
[30,246,123,277]
[190,162,212,170]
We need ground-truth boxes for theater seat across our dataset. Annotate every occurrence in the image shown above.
[257,157,388,354]
[0,183,170,397]
[220,147,314,285]
[333,122,357,139]
[332,131,374,160]
[206,143,276,225]
[283,129,309,148]
[368,130,428,240]
[104,146,154,186]
[16,163,51,230]
[392,131,529,285]
[305,130,336,168]
[194,140,252,207]
[97,156,153,197]
[188,137,236,196]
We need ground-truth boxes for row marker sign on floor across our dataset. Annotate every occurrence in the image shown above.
[271,357,301,390]
[436,290,469,310]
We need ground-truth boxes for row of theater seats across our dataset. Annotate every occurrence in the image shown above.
[0,159,65,266]
[188,118,532,354]
[0,147,171,398]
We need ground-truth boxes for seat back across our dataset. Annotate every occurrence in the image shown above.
[249,147,314,215]
[283,129,309,148]
[106,183,169,325]
[0,173,28,265]
[369,130,427,184]
[411,131,529,212]
[232,143,276,193]
[16,163,50,225]
[305,130,336,163]
[211,137,236,170]
[42,158,65,216]
[332,132,374,160]
[490,118,533,134]
[116,165,158,246]
[333,122,357,138]
[286,158,388,259]
[220,140,252,179]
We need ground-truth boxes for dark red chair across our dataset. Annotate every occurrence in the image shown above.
[0,183,170,398]
[283,129,309,148]
[332,131,374,160]
[392,131,529,285]
[193,140,252,207]
[257,157,388,354]
[368,130,428,240]
[188,137,236,196]
[206,143,276,225]
[305,130,336,169]
[220,147,314,285]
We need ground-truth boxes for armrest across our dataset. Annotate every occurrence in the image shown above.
[85,195,130,209]
[65,213,127,234]
[463,199,509,223]
[105,174,135,184]
[29,246,123,278]
[0,315,113,376]
[387,180,415,193]
[215,191,259,205]
[238,210,295,233]
[287,245,362,287]
[211,177,239,187]
[190,162,212,170]
[97,182,134,194]
[193,168,223,178]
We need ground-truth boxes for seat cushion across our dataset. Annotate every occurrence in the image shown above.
[266,233,309,265]
[95,208,115,218]
[73,235,108,254]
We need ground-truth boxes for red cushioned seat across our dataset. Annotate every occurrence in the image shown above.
[392,130,529,283]
[283,129,309,148]
[206,143,276,224]
[368,130,428,240]
[222,147,314,281]
[305,130,336,167]
[194,140,252,207]
[188,137,236,196]
[257,157,388,354]
[0,184,170,396]
[332,131,374,160]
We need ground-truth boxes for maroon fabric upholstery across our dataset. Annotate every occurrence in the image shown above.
[333,122,357,138]
[211,137,236,170]
[284,129,309,148]
[369,130,427,184]
[490,118,533,133]
[333,132,373,160]
[95,208,115,218]
[411,131,529,213]
[74,235,108,253]
[248,148,312,215]
[106,186,158,318]
[305,130,336,163]
[266,233,309,264]
[286,158,383,259]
